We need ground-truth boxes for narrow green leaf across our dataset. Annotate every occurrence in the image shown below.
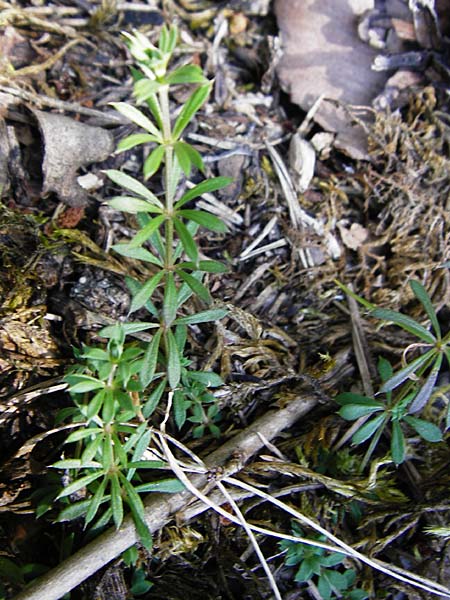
[166,64,207,85]
[129,214,166,247]
[112,244,163,266]
[377,356,393,382]
[174,177,232,209]
[177,269,211,303]
[371,307,436,343]
[143,93,163,130]
[339,403,384,420]
[352,414,386,445]
[140,329,162,387]
[391,420,405,465]
[175,308,228,325]
[57,472,104,499]
[81,434,103,463]
[336,393,383,406]
[128,460,165,469]
[189,371,223,387]
[57,499,91,522]
[163,272,178,327]
[173,141,193,176]
[110,102,162,139]
[173,389,188,428]
[404,416,443,442]
[179,260,228,273]
[105,170,163,208]
[65,428,103,444]
[99,322,159,337]
[178,209,227,232]
[173,217,198,263]
[134,78,163,101]
[132,429,152,463]
[334,280,377,310]
[166,328,181,388]
[110,474,124,529]
[120,475,146,523]
[85,477,107,526]
[125,277,159,317]
[135,479,185,493]
[143,378,166,418]
[408,354,443,413]
[68,379,105,394]
[130,271,165,313]
[102,390,115,424]
[108,196,162,214]
[378,349,436,393]
[174,141,204,175]
[86,390,105,421]
[143,144,165,180]
[173,83,212,139]
[410,280,441,338]
[116,133,159,152]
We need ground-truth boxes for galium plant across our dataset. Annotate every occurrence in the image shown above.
[280,522,368,600]
[52,24,231,546]
[336,280,446,469]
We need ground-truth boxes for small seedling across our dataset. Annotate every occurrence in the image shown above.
[280,523,368,600]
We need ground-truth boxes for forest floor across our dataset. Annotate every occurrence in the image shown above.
[0,1,450,599]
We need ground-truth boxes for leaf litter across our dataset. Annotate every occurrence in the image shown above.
[0,0,450,599]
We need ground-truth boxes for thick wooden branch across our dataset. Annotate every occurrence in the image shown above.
[13,393,320,600]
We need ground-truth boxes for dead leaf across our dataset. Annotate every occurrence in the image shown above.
[338,221,369,251]
[274,0,388,159]
[31,109,113,206]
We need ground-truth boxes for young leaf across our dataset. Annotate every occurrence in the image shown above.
[110,474,124,529]
[129,270,165,313]
[140,329,162,388]
[410,280,441,338]
[135,479,185,493]
[173,83,212,140]
[174,176,232,209]
[110,102,162,139]
[404,416,443,442]
[338,402,384,420]
[112,244,163,266]
[352,414,386,445]
[143,378,166,418]
[85,477,107,526]
[173,389,188,428]
[143,144,165,180]
[179,260,228,273]
[166,64,208,85]
[105,170,163,208]
[174,308,227,325]
[133,78,163,101]
[116,133,159,152]
[57,472,104,499]
[173,217,198,263]
[166,328,181,388]
[371,307,436,343]
[189,371,223,387]
[108,196,163,214]
[163,272,178,327]
[408,353,443,413]
[69,378,105,394]
[128,214,166,247]
[378,349,436,394]
[173,141,204,175]
[64,428,103,444]
[391,420,405,465]
[99,322,159,337]
[177,209,227,232]
[177,270,211,303]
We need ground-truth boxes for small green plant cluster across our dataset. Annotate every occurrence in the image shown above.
[280,523,368,600]
[336,280,446,468]
[52,24,231,545]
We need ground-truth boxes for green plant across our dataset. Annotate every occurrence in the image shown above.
[52,24,231,547]
[336,280,445,468]
[280,523,368,600]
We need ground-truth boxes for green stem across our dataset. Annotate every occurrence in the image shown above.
[158,85,174,271]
